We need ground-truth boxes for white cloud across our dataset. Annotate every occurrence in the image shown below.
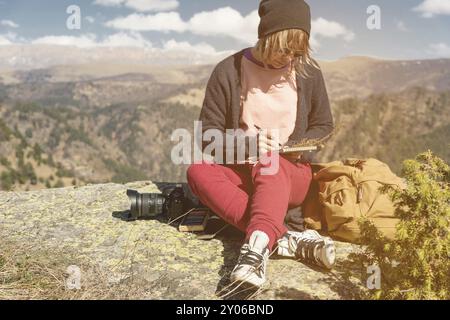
[105,8,258,43]
[31,32,154,48]
[94,0,179,12]
[104,8,354,49]
[427,42,450,57]
[0,35,13,45]
[188,7,259,44]
[0,32,18,45]
[162,39,219,55]
[23,32,229,58]
[93,0,123,7]
[312,18,355,42]
[32,34,98,48]
[101,31,152,47]
[1,6,354,57]
[1,19,19,28]
[85,16,95,24]
[27,32,227,56]
[307,18,355,50]
[413,0,450,18]
[105,12,187,32]
[105,8,259,43]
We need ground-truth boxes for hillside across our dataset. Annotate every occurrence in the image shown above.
[321,56,450,99]
[325,87,450,173]
[0,56,449,191]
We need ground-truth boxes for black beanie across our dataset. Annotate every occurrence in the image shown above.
[258,0,311,39]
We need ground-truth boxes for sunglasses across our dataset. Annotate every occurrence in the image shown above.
[277,48,304,58]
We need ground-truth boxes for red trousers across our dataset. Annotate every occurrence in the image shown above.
[186,153,313,250]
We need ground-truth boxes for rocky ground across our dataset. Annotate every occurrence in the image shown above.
[0,181,367,300]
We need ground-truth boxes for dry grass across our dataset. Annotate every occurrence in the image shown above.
[0,239,153,300]
[0,240,68,300]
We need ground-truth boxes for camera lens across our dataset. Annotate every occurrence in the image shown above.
[126,189,165,219]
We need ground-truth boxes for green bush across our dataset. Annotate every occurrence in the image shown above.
[356,150,449,299]
[1,172,14,191]
[47,154,55,167]
[65,126,93,146]
[54,179,64,188]
[0,120,13,142]
[103,158,145,183]
[32,143,43,164]
[0,157,10,167]
[47,126,62,149]
[25,128,33,139]
[15,146,24,167]
[55,163,74,178]
[23,163,37,184]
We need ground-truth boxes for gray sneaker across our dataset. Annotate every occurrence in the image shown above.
[230,231,270,288]
[277,229,336,269]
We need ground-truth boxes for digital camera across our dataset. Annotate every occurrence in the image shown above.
[126,183,197,221]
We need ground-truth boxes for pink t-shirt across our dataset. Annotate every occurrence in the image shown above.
[239,48,298,145]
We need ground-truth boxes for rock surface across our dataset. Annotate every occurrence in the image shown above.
[0,181,366,299]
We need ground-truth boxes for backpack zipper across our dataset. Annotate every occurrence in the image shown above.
[356,184,363,203]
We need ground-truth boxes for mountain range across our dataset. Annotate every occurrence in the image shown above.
[0,50,449,191]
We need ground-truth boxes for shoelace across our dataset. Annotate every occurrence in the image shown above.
[237,246,266,273]
[292,237,325,267]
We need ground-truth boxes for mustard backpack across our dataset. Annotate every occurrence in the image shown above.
[302,158,407,243]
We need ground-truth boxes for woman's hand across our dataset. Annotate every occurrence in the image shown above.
[247,129,281,164]
[257,129,281,157]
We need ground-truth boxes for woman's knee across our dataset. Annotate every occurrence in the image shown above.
[186,161,215,187]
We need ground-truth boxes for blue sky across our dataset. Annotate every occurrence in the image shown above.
[0,0,449,60]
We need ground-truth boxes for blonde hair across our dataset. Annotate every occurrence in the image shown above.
[254,28,319,78]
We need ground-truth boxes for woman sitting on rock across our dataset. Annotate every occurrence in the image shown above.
[187,0,334,288]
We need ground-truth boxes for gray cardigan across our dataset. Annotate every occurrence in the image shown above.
[199,47,334,164]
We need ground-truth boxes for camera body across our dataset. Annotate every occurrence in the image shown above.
[126,183,198,221]
[162,185,185,221]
